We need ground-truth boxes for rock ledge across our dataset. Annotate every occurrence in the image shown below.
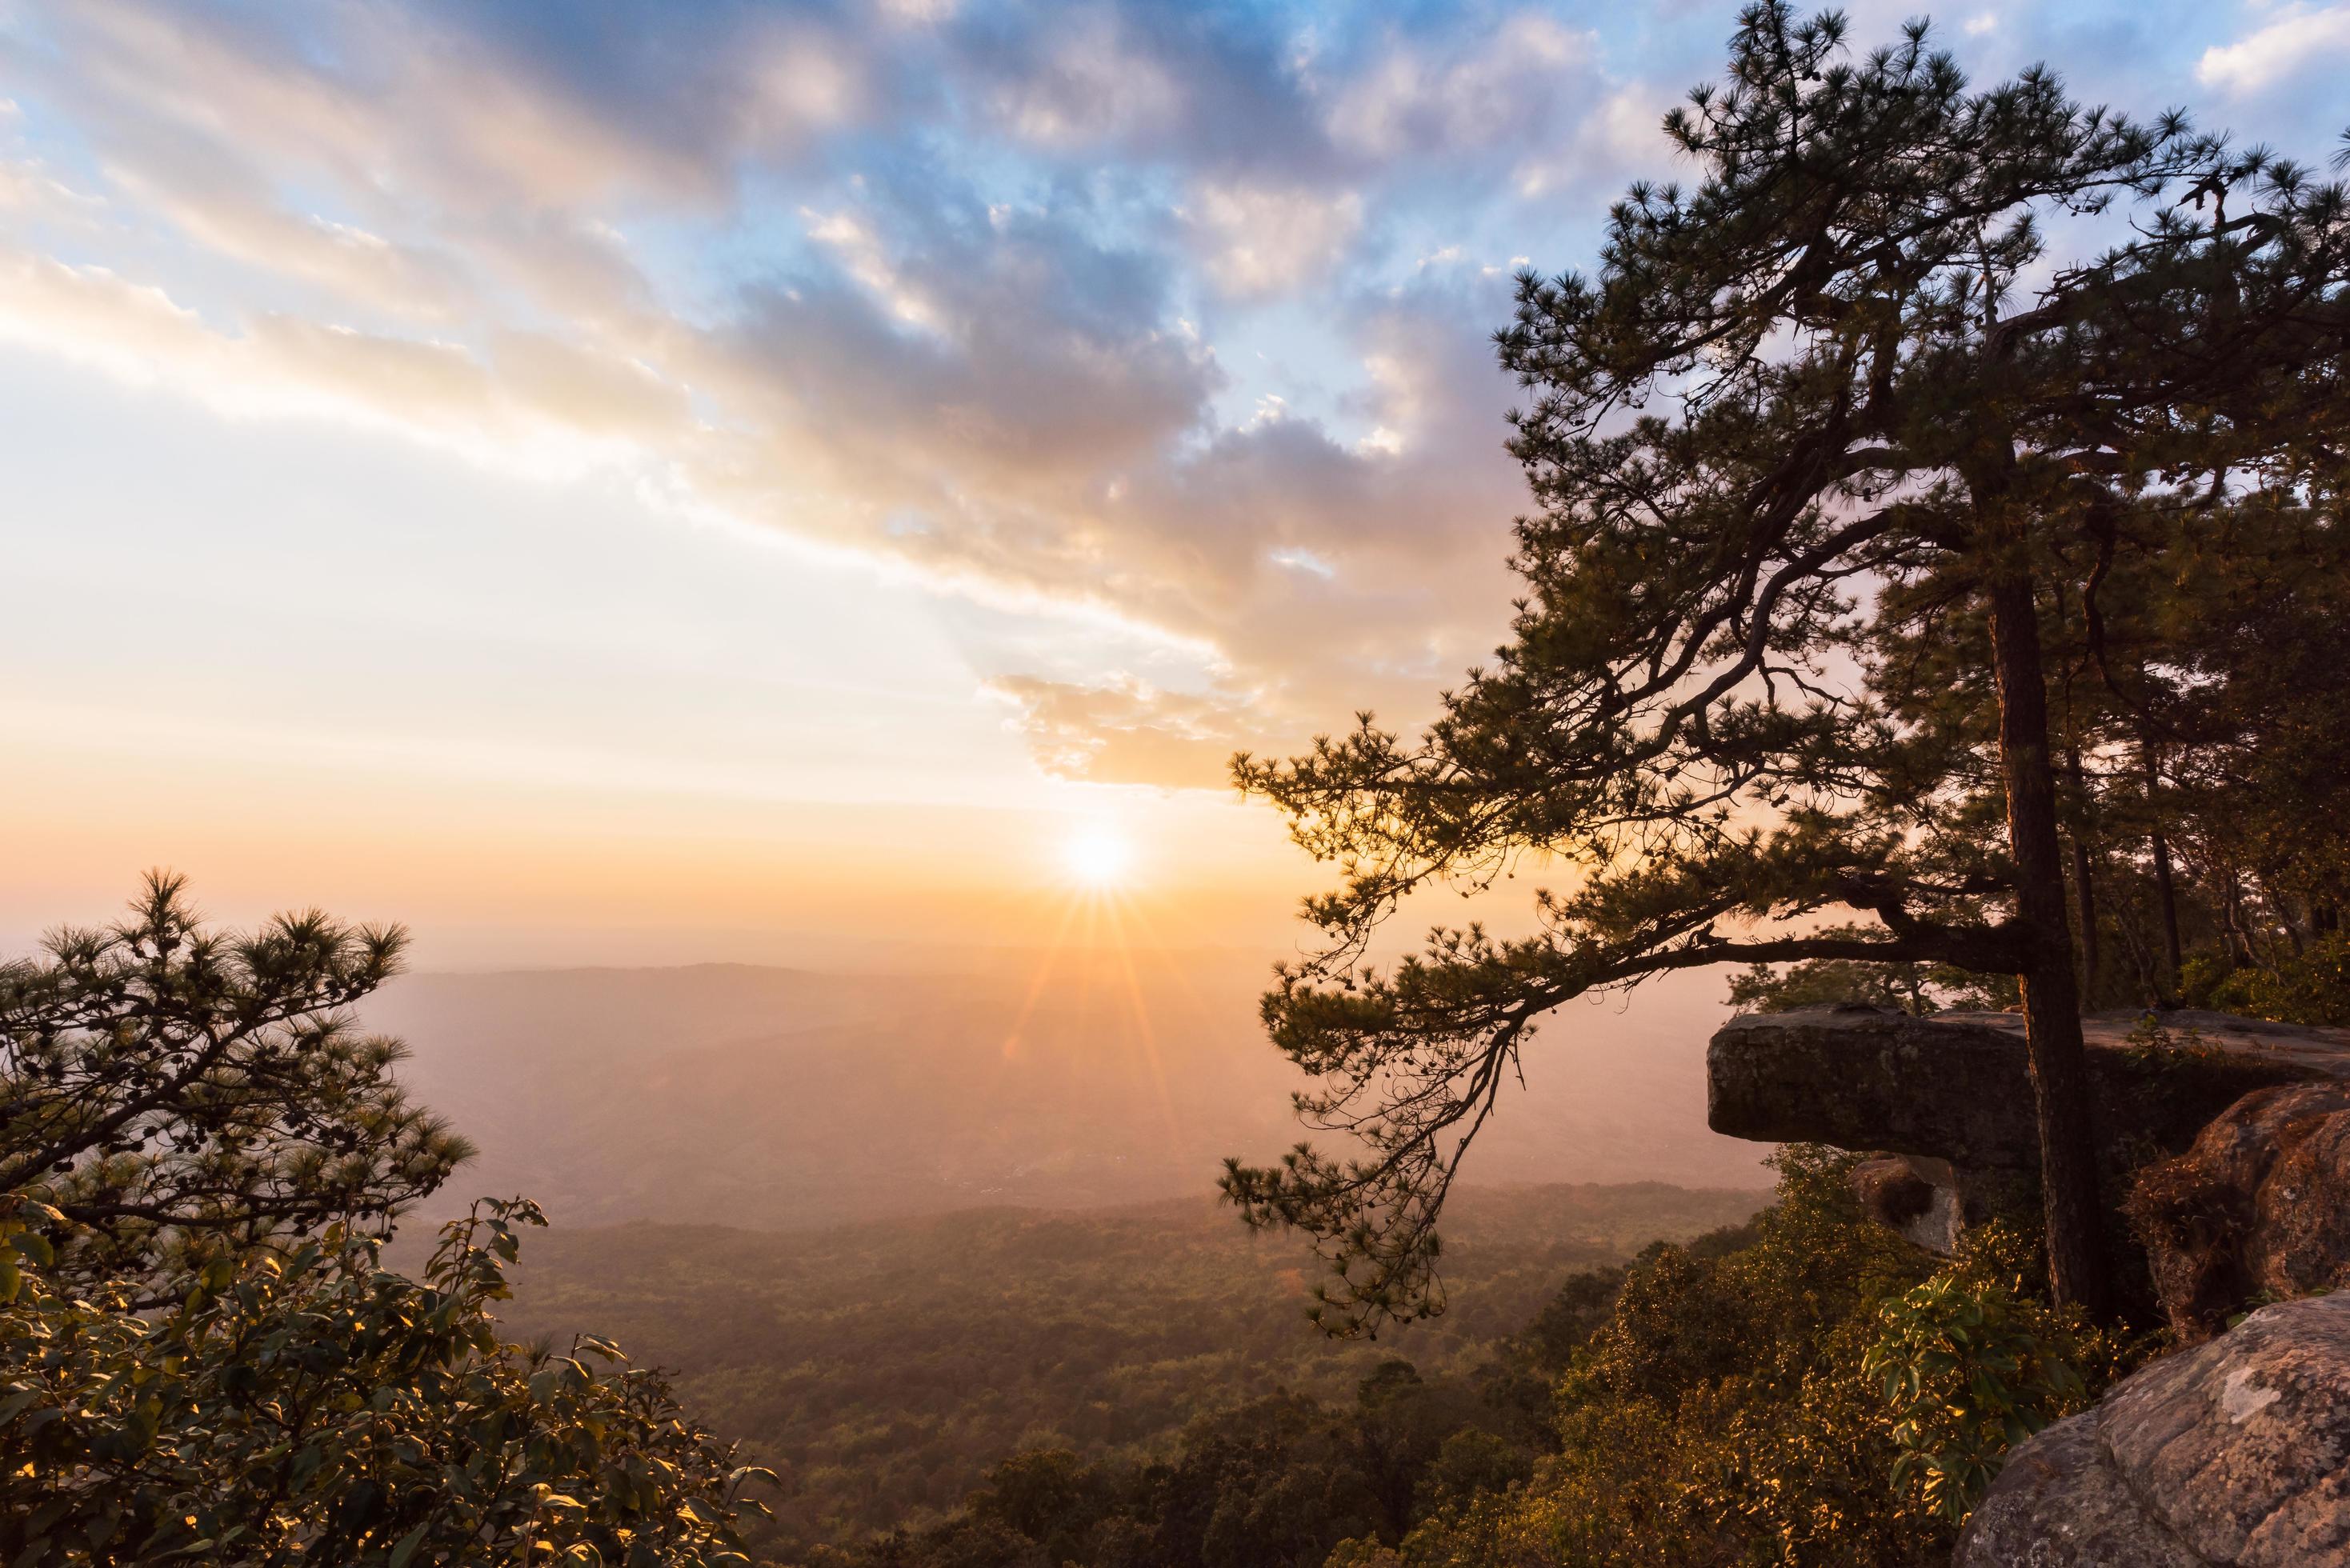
[1956,1291,2350,1566]
[1707,1007,2346,1170]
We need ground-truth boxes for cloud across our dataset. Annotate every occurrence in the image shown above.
[0,0,1646,790]
[0,248,685,477]
[1510,82,1673,200]
[2196,6,2350,93]
[980,7,1187,148]
[985,674,1242,788]
[0,158,106,223]
[490,331,690,435]
[99,140,472,320]
[1182,180,1363,298]
[1323,12,1594,162]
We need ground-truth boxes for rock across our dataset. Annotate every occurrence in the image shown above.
[1956,1292,2350,1566]
[2128,1079,2350,1342]
[1954,1410,2202,1566]
[1849,1154,1964,1254]
[1707,1006,2340,1172]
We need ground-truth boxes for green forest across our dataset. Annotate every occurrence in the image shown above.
[6,3,2348,1564]
[483,1185,1763,1554]
[795,1149,2132,1568]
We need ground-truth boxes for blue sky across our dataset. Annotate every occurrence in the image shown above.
[2,0,2344,957]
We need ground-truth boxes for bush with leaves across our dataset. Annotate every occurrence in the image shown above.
[1861,1268,2094,1524]
[1,880,773,1565]
[0,1192,773,1566]
[2179,933,2350,1027]
[830,1150,2137,1568]
[1372,1150,2140,1568]
[0,873,471,1303]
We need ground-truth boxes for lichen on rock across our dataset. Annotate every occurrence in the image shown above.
[1956,1292,2350,1566]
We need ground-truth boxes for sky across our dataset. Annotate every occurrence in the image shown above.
[2,0,2345,965]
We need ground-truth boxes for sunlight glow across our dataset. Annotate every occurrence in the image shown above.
[1062,825,1135,888]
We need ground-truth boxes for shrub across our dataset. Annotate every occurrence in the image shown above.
[1860,1253,2100,1522]
[0,1194,773,1566]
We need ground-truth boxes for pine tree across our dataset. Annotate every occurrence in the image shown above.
[1225,4,2349,1328]
[0,872,472,1302]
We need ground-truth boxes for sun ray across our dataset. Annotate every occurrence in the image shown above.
[1102,892,1187,1156]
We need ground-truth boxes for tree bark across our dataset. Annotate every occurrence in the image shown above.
[2066,749,2100,1003]
[2151,831,2184,982]
[1987,567,2112,1318]
[2144,742,2184,986]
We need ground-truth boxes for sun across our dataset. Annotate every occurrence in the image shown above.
[1062,824,1135,888]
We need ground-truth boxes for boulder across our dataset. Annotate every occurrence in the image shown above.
[1956,1292,2350,1566]
[1707,1006,2342,1172]
[2128,1079,2350,1342]
[1848,1154,1964,1254]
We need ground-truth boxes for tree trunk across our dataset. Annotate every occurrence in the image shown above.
[2072,839,2100,1001]
[2066,749,2100,1003]
[2114,905,2162,1009]
[1987,568,2112,1318]
[2222,872,2259,967]
[2151,830,2183,982]
[2143,741,2183,994]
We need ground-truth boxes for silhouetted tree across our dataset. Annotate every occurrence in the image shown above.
[1,872,470,1303]
[1225,4,2348,1325]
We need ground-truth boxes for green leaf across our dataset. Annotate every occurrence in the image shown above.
[387,1523,430,1568]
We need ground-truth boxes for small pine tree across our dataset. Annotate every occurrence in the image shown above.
[1,872,472,1302]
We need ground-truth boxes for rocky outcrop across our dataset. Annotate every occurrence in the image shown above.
[1848,1154,1964,1254]
[1707,1007,2344,1173]
[2128,1080,2350,1342]
[1956,1292,2350,1566]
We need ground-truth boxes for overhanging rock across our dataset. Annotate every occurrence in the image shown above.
[1706,1006,2349,1171]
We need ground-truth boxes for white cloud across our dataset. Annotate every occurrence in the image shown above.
[801,205,944,330]
[0,0,1571,789]
[2197,5,2350,93]
[1325,12,1591,160]
[987,10,1183,148]
[1183,180,1363,298]
[983,674,1241,787]
[1512,84,1667,200]
[0,158,106,222]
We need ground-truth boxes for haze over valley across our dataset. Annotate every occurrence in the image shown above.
[366,951,1769,1232]
[8,1,2346,1562]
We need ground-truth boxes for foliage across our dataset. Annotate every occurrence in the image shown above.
[1724,927,2017,1015]
[827,1150,2140,1568]
[811,1362,1547,1568]
[1860,1245,2103,1522]
[1223,1,2350,1328]
[0,1194,771,1567]
[488,1185,1763,1558]
[2180,934,2350,1026]
[1392,1155,2134,1567]
[0,872,471,1304]
[0,880,776,1565]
